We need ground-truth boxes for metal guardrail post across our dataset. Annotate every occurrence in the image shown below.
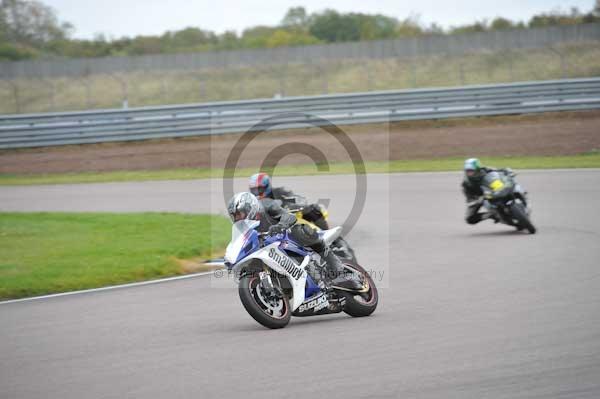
[109,74,129,109]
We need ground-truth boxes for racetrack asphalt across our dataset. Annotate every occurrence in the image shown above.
[1,170,599,398]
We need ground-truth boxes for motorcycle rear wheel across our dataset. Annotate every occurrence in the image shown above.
[339,262,378,317]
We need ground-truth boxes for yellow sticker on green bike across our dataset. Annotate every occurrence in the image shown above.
[490,179,505,191]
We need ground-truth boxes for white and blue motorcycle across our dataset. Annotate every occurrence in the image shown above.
[224,220,378,329]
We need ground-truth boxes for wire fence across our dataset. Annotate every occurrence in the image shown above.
[0,23,599,114]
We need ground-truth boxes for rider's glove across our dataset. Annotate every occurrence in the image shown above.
[467,197,484,207]
[268,224,285,236]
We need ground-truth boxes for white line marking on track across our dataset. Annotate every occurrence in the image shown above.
[0,269,222,306]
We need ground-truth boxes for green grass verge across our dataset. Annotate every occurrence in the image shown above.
[0,212,231,300]
[1,153,599,186]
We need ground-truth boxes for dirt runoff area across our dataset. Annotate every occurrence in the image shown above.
[1,111,600,175]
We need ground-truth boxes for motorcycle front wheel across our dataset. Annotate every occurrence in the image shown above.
[510,202,536,234]
[239,274,291,329]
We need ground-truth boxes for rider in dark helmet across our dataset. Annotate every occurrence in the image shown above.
[462,158,514,224]
[227,192,361,290]
[249,172,329,230]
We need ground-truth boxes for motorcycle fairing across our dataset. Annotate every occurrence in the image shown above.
[226,221,310,311]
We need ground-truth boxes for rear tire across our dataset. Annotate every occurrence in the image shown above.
[510,202,536,234]
[239,275,291,329]
[339,262,378,317]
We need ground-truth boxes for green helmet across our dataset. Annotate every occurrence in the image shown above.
[464,158,483,180]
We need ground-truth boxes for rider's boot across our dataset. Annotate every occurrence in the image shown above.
[480,212,499,223]
[317,245,363,290]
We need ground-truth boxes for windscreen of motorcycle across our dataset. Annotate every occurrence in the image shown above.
[225,220,260,264]
[483,172,512,191]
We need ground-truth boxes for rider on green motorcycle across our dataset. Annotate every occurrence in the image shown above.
[249,173,329,230]
[462,158,515,224]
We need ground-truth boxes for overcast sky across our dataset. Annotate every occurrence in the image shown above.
[43,0,595,39]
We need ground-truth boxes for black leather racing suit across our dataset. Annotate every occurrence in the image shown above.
[462,167,512,224]
[257,197,359,289]
[269,187,329,230]
[257,197,322,250]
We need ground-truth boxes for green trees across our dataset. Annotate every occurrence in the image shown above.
[1,1,599,61]
[490,17,523,30]
[307,10,398,42]
[281,6,309,29]
[0,0,73,59]
[309,10,361,42]
[1,0,72,44]
[264,29,320,48]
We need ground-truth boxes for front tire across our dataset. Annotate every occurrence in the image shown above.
[340,262,378,317]
[239,275,291,329]
[510,202,536,234]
